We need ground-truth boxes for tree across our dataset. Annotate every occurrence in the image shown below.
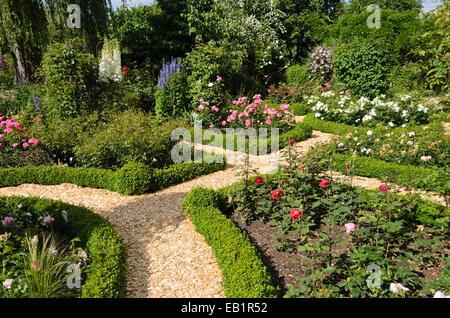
[277,0,343,61]
[0,0,48,84]
[348,0,422,12]
[44,0,112,54]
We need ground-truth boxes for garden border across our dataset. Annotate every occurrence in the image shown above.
[0,196,125,298]
[332,154,449,194]
[0,162,226,195]
[182,187,280,298]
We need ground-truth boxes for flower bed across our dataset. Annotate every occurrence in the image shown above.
[0,196,124,298]
[223,144,449,298]
[0,161,226,195]
[307,92,438,127]
[332,154,449,195]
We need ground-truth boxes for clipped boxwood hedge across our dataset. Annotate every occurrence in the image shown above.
[0,162,226,195]
[333,154,449,194]
[182,187,279,298]
[0,196,125,298]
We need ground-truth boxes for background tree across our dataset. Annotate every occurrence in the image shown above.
[0,0,48,84]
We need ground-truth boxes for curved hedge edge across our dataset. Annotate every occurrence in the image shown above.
[182,187,280,298]
[333,154,449,194]
[0,196,125,298]
[0,162,226,196]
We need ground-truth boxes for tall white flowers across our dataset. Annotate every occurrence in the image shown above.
[99,37,122,82]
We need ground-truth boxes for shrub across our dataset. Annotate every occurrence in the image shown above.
[113,162,152,195]
[0,162,225,195]
[74,109,188,169]
[41,42,98,119]
[387,64,423,94]
[182,187,279,298]
[286,64,310,87]
[0,197,125,298]
[185,43,243,107]
[155,59,190,119]
[333,41,390,98]
[290,103,311,116]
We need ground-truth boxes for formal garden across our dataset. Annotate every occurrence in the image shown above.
[0,0,449,299]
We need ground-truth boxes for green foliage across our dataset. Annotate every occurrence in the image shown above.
[286,64,310,87]
[112,3,191,64]
[333,41,390,98]
[302,112,362,135]
[347,0,422,11]
[24,234,69,298]
[0,196,125,298]
[290,103,311,116]
[332,154,449,194]
[0,162,226,195]
[155,71,190,119]
[41,43,98,119]
[182,187,279,298]
[414,1,450,92]
[113,162,152,195]
[74,109,188,169]
[185,43,242,107]
[0,0,48,83]
[387,64,423,94]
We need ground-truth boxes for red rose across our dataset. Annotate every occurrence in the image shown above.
[123,66,129,77]
[379,183,389,193]
[290,208,303,222]
[287,139,294,146]
[344,164,350,172]
[319,179,330,189]
[271,189,284,200]
[255,176,264,185]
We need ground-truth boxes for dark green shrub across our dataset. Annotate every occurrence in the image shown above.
[387,63,423,94]
[183,187,279,298]
[0,147,52,167]
[290,103,311,116]
[41,43,98,119]
[333,41,390,98]
[286,64,310,87]
[113,162,152,195]
[74,109,189,169]
[0,197,125,298]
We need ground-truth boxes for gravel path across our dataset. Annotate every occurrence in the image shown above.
[0,122,446,298]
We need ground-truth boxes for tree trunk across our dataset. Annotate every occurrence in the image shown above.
[12,45,29,85]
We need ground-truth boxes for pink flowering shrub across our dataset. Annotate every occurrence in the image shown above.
[0,114,50,167]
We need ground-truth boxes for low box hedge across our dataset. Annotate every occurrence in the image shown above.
[182,187,279,298]
[0,196,125,298]
[333,154,449,194]
[0,162,226,195]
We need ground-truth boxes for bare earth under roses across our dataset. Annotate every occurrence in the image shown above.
[0,119,447,297]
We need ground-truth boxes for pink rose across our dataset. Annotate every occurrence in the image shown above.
[28,138,39,145]
[216,75,223,82]
[245,119,252,127]
[345,223,356,234]
[0,134,3,138]
[12,143,18,148]
[198,105,204,112]
[211,106,220,113]
[22,142,30,150]
[4,127,13,134]
[222,121,227,127]
[266,118,273,126]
